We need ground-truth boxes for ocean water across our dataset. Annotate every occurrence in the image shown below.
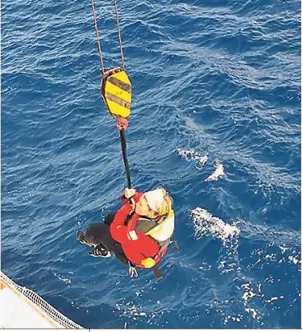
[1,0,301,329]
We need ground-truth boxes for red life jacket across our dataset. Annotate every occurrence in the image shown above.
[126,215,171,265]
[110,194,173,268]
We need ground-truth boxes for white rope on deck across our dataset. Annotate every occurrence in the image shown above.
[1,271,82,329]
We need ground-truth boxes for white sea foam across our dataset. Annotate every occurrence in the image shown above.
[115,300,163,325]
[245,307,259,320]
[53,272,71,285]
[192,208,240,275]
[192,207,239,243]
[205,162,225,182]
[242,283,256,304]
[288,255,301,265]
[223,314,244,325]
[266,296,284,303]
[240,282,262,321]
[176,148,208,168]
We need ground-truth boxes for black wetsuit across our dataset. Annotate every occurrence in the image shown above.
[78,213,128,266]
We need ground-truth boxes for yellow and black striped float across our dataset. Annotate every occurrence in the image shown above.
[101,67,131,118]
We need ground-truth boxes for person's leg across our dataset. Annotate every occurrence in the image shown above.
[77,223,128,265]
[85,223,115,249]
[103,212,116,226]
[111,242,129,266]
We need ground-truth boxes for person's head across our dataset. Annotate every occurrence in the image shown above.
[135,187,173,219]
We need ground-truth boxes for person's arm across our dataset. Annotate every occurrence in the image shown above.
[110,204,140,243]
[121,191,143,233]
[120,191,143,204]
[110,207,159,250]
[119,191,144,236]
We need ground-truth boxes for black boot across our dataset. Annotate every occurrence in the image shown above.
[77,231,90,245]
[89,243,111,258]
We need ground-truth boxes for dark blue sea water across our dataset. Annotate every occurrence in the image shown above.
[1,0,301,329]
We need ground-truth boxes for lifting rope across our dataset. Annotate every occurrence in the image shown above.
[89,0,132,188]
[90,0,105,75]
[113,0,125,71]
[88,0,163,280]
[90,0,125,75]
